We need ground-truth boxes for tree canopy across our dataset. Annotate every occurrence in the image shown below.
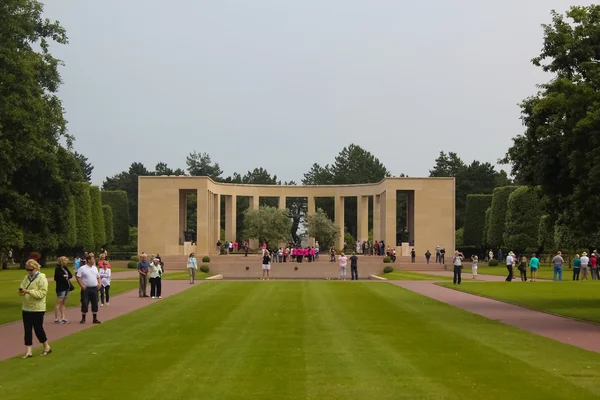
[243,206,291,247]
[505,5,600,237]
[430,152,510,228]
[186,151,222,179]
[307,209,339,250]
[504,186,543,252]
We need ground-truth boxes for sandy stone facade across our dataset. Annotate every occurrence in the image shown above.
[137,176,455,256]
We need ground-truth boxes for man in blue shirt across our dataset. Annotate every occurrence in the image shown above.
[137,253,150,298]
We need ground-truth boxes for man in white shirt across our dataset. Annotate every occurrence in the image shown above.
[76,254,102,324]
[505,251,515,282]
[452,251,464,285]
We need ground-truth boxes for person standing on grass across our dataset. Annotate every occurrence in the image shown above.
[262,250,271,280]
[74,254,82,272]
[76,254,101,324]
[552,251,564,281]
[338,252,348,281]
[573,254,582,281]
[471,255,478,279]
[505,251,515,282]
[137,253,150,297]
[53,256,73,324]
[591,251,598,280]
[529,253,540,282]
[452,251,464,285]
[19,259,52,358]
[149,258,163,299]
[518,255,528,282]
[187,253,197,284]
[98,255,111,307]
[350,252,359,280]
[580,252,590,280]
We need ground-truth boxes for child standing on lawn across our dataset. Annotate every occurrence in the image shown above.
[471,255,478,279]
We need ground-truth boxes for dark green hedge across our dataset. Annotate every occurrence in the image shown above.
[101,190,130,245]
[463,194,492,246]
[102,205,114,245]
[483,207,492,247]
[59,195,77,248]
[89,186,106,249]
[504,186,543,252]
[538,215,554,250]
[487,186,518,248]
[73,182,94,251]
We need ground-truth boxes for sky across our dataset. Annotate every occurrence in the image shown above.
[42,0,582,186]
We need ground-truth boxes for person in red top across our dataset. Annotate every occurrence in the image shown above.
[591,251,598,280]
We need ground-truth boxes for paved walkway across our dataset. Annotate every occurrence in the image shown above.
[0,280,197,360]
[390,280,600,353]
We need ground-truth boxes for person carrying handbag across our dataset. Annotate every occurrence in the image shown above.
[53,256,74,324]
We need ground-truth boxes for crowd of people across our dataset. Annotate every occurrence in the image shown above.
[17,248,166,359]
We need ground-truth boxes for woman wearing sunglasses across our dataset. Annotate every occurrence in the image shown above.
[19,259,52,358]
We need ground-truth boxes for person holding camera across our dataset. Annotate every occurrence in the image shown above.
[452,251,464,285]
[19,259,52,358]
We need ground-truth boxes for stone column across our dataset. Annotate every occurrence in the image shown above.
[213,193,220,253]
[249,195,259,249]
[196,189,209,255]
[335,196,344,250]
[385,189,397,248]
[373,194,381,242]
[279,196,286,210]
[357,195,369,243]
[225,195,236,243]
[307,196,316,246]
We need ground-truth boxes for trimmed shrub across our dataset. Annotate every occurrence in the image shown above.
[73,182,94,251]
[383,256,391,263]
[455,228,464,247]
[463,194,492,246]
[102,205,114,245]
[482,207,492,247]
[131,255,140,262]
[538,215,554,250]
[488,186,518,248]
[59,195,77,248]
[89,186,106,249]
[488,259,499,267]
[504,187,543,252]
[383,266,393,273]
[201,256,210,263]
[101,190,130,245]
[200,265,210,273]
[127,261,138,269]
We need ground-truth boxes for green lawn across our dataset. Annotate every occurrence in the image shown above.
[381,271,452,280]
[1,282,600,399]
[472,264,557,280]
[439,280,600,324]
[0,279,139,325]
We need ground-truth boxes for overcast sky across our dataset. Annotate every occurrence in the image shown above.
[43,0,580,185]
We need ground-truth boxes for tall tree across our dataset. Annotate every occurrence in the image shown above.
[302,144,389,237]
[89,186,106,250]
[430,152,511,228]
[102,162,150,226]
[186,151,223,180]
[504,5,600,237]
[307,208,339,250]
[73,151,93,183]
[0,1,72,264]
[243,206,291,247]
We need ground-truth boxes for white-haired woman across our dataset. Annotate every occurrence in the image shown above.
[19,259,51,358]
[53,256,73,323]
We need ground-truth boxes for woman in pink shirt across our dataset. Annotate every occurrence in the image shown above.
[591,252,598,280]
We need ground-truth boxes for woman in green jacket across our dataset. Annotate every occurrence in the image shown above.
[19,259,52,358]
